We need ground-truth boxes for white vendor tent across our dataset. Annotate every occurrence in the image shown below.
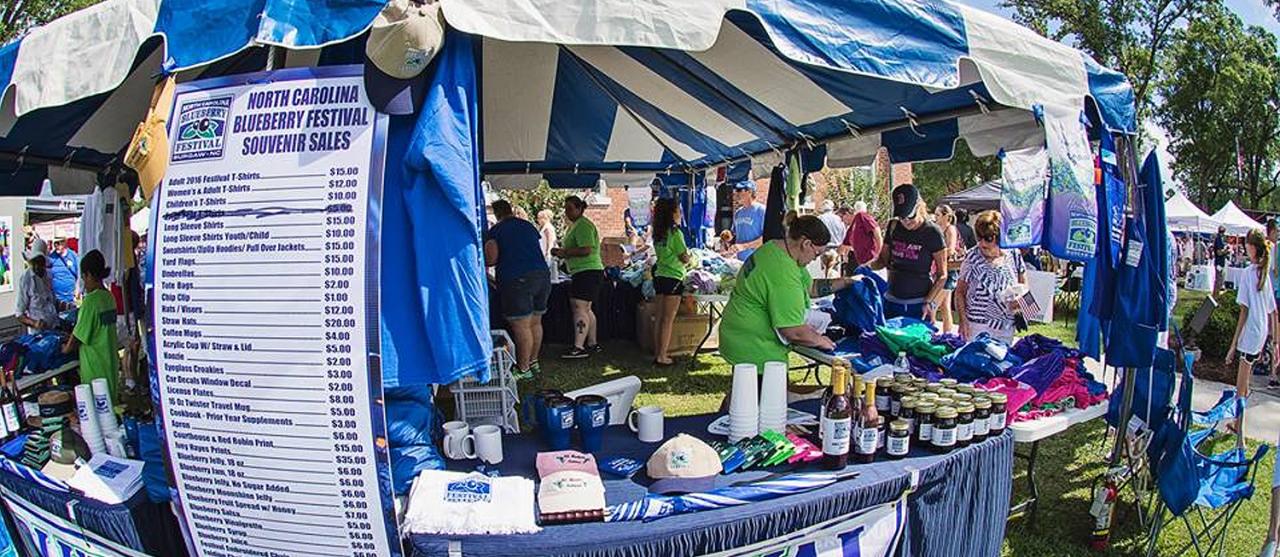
[1164,190,1219,234]
[1211,200,1264,236]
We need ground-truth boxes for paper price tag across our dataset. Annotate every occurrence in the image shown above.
[1126,239,1144,267]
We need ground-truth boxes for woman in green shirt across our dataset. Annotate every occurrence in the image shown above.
[652,198,691,366]
[550,195,604,359]
[720,216,854,373]
[61,250,119,404]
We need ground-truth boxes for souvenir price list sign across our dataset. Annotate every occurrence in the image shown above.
[149,66,396,557]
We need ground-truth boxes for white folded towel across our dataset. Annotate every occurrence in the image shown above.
[402,471,540,536]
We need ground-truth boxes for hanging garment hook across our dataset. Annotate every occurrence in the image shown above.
[795,132,817,150]
[840,118,862,139]
[900,107,926,138]
[573,163,579,175]
[62,148,78,169]
[11,146,27,175]
[968,90,990,115]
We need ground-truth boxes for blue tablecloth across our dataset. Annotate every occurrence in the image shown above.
[0,465,186,556]
[410,402,1013,557]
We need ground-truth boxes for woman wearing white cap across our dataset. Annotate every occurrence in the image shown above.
[15,238,58,333]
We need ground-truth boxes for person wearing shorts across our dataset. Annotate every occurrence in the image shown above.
[652,198,691,366]
[484,200,552,378]
[1226,230,1278,435]
[552,196,605,359]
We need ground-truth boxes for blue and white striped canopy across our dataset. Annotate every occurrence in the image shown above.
[0,0,1136,193]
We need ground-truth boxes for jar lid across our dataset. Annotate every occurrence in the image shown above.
[916,403,936,413]
[937,388,957,398]
[950,393,973,403]
[940,379,959,387]
[892,383,908,393]
[917,392,940,400]
[876,377,894,386]
[957,403,975,414]
[988,392,1008,404]
[901,397,919,409]
[936,406,958,419]
[956,384,977,393]
[890,420,910,433]
[973,396,992,409]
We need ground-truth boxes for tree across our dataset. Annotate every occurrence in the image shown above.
[0,0,102,43]
[1156,4,1280,209]
[911,141,1001,204]
[1000,0,1208,123]
[495,182,570,227]
[816,167,890,223]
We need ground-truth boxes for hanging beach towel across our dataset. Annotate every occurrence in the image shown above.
[1000,146,1048,247]
[1043,107,1098,261]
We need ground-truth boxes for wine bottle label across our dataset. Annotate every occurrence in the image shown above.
[974,417,991,437]
[933,427,956,447]
[918,423,933,442]
[855,426,879,454]
[957,421,973,441]
[887,435,909,456]
[877,424,886,449]
[822,417,851,456]
[991,412,1007,430]
[890,400,901,416]
[3,404,20,433]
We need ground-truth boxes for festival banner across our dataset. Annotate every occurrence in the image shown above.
[1000,146,1048,248]
[147,65,397,557]
[701,496,906,557]
[1043,107,1098,261]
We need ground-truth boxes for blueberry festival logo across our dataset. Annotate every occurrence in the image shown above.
[445,476,493,503]
[172,96,232,163]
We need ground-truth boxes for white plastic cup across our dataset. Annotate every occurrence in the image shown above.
[91,379,119,437]
[74,384,105,453]
[758,362,788,431]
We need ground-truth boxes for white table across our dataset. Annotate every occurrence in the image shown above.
[791,345,1110,524]
[16,360,78,391]
[688,294,730,368]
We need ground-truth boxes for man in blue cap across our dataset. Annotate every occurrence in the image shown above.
[731,181,765,261]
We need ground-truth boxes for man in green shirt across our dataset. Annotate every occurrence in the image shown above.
[551,195,604,359]
[61,250,119,404]
[720,216,853,372]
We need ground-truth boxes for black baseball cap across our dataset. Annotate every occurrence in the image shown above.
[892,184,919,219]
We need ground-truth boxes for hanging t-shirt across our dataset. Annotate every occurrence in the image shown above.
[719,242,811,367]
[1235,265,1276,356]
[885,221,945,301]
[655,228,689,281]
[74,288,120,404]
[562,217,603,274]
[485,217,547,284]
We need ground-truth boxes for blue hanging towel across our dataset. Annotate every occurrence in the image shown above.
[1077,132,1126,359]
[1104,152,1169,368]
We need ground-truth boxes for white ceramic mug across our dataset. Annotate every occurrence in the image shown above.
[627,405,664,443]
[442,421,475,460]
[470,425,504,465]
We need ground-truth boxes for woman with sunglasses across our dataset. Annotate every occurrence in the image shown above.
[954,210,1026,343]
[869,184,948,320]
[720,215,853,373]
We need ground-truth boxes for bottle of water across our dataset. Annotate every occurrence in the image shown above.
[895,351,910,375]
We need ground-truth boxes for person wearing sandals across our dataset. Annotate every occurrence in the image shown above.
[1226,230,1279,435]
[651,198,692,366]
[484,200,552,379]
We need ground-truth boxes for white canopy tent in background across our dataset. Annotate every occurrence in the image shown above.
[1164,190,1219,234]
[1211,200,1264,236]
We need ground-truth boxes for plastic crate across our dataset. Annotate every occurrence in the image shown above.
[450,331,520,433]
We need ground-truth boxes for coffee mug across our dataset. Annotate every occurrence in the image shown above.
[441,421,475,460]
[470,425,503,465]
[627,405,664,443]
[541,396,576,450]
[522,389,564,428]
[574,395,611,453]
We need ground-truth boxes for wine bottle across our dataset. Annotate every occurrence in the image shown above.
[821,364,852,470]
[0,372,21,439]
[854,380,881,463]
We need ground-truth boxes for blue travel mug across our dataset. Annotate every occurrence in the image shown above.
[541,396,576,450]
[574,395,612,453]
[522,389,563,428]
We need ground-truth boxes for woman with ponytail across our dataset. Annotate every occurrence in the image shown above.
[1227,230,1278,428]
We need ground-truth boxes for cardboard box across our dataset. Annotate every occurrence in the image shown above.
[637,301,716,356]
[601,237,628,268]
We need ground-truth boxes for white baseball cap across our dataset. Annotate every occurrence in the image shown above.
[537,471,606,514]
[646,434,722,494]
[363,0,444,115]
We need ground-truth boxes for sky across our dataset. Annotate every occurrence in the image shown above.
[957,0,1280,192]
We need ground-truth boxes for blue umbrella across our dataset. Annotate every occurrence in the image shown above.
[605,471,858,523]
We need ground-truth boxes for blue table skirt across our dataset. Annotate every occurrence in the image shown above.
[0,465,186,556]
[410,402,1013,557]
